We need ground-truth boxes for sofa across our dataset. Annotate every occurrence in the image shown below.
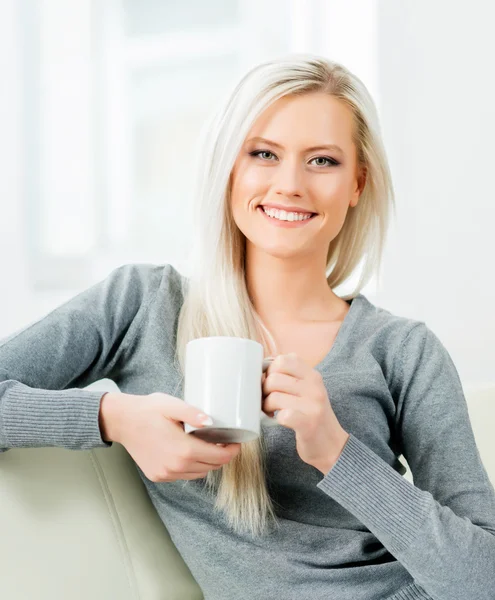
[1,384,494,600]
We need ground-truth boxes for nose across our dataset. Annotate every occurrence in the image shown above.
[273,157,304,198]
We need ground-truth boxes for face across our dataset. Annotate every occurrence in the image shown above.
[230,92,365,262]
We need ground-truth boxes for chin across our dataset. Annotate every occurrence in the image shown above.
[257,245,304,260]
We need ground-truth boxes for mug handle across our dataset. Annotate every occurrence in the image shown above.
[260,357,279,427]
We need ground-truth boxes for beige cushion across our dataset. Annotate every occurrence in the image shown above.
[0,441,203,600]
[464,384,495,485]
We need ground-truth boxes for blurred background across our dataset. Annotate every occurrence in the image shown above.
[0,0,494,387]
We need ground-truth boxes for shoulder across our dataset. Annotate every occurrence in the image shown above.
[92,262,188,327]
[350,292,426,347]
[110,262,186,303]
[349,293,448,386]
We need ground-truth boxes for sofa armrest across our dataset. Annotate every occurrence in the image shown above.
[0,441,203,600]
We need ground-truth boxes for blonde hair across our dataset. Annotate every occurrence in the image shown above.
[175,53,395,538]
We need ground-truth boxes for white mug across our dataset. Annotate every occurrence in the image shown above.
[183,336,280,443]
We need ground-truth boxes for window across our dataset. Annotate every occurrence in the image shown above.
[18,0,378,298]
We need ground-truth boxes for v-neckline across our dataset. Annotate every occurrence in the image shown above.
[312,293,364,373]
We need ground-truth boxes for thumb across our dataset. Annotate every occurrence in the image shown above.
[151,393,213,427]
[191,409,213,427]
[179,401,213,427]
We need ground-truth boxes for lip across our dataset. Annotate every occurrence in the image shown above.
[259,203,315,215]
[257,205,316,228]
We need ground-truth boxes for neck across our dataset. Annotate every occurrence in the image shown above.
[245,245,341,326]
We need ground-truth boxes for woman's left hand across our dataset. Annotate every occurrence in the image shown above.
[262,353,350,476]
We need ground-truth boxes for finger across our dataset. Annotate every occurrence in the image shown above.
[274,407,307,431]
[267,353,309,379]
[179,454,234,472]
[190,439,242,465]
[173,471,213,480]
[263,371,302,397]
[263,390,297,415]
[184,462,224,472]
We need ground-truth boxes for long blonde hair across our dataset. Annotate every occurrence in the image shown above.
[175,53,395,538]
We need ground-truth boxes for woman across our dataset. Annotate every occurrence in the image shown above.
[1,54,494,600]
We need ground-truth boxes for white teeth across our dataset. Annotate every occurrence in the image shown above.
[262,207,313,221]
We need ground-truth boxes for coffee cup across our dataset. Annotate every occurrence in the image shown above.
[183,336,280,443]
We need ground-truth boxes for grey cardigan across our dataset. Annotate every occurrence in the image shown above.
[1,263,494,600]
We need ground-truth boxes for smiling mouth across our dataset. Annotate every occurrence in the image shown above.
[258,205,317,222]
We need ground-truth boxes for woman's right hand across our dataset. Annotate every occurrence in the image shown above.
[99,391,241,482]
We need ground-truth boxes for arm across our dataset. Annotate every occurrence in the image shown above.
[316,323,495,600]
[0,263,163,452]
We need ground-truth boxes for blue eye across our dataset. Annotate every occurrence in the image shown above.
[249,150,339,167]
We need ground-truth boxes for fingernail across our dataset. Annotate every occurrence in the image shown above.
[199,414,213,426]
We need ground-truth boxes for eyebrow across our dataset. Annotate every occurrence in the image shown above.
[245,136,344,154]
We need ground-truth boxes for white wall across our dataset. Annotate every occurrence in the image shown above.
[0,0,31,320]
[373,1,495,386]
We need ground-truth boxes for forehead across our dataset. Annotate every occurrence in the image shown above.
[244,93,356,148]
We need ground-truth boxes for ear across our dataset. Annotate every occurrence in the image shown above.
[351,166,367,208]
[357,165,367,194]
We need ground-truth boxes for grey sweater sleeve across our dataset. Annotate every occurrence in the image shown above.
[0,263,161,452]
[317,322,495,600]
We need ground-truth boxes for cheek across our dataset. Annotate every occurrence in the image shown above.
[311,171,356,208]
[233,164,267,197]
[231,173,266,226]
[230,176,255,228]
[314,172,347,194]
